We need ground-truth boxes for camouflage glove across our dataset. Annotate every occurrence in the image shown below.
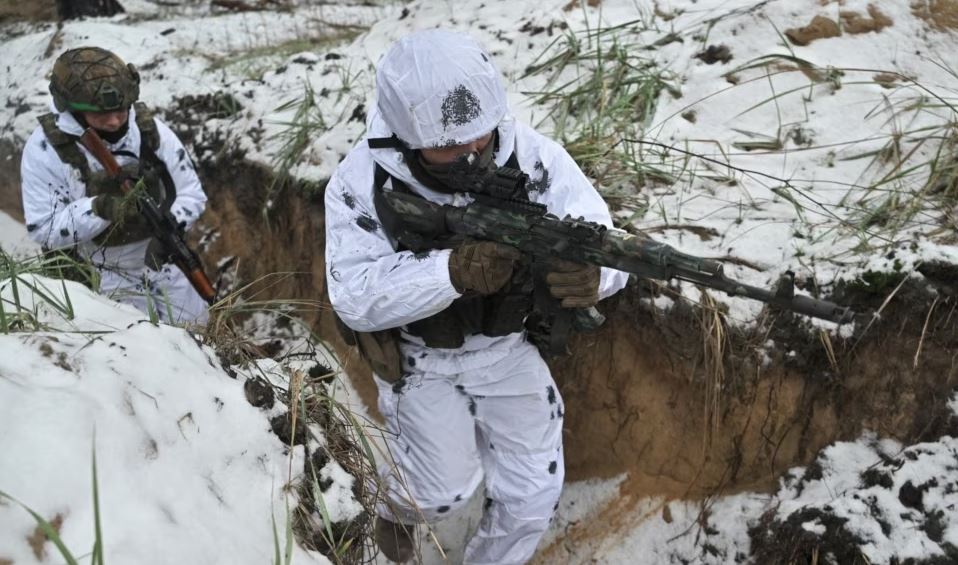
[91,192,143,225]
[546,259,601,308]
[144,237,169,271]
[448,241,521,295]
[91,192,153,245]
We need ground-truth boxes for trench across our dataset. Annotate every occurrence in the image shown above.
[3,134,957,554]
[192,152,958,496]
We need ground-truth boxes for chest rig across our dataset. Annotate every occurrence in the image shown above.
[369,136,537,350]
[38,102,176,246]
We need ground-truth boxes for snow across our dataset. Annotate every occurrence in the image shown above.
[0,276,343,564]
[3,0,954,320]
[2,0,958,563]
[0,210,39,256]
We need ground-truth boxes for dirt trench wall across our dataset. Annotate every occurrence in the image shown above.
[554,286,958,497]
[2,146,956,504]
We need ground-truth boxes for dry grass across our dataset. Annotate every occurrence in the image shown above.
[912,0,958,31]
[26,513,64,560]
[698,292,729,449]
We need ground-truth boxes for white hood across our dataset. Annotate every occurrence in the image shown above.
[373,29,508,150]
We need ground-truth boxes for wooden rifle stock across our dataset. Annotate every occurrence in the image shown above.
[78,127,216,304]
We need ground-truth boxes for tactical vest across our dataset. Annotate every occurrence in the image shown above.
[370,150,538,349]
[38,102,177,245]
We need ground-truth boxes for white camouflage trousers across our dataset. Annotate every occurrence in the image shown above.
[375,342,564,565]
[99,263,209,325]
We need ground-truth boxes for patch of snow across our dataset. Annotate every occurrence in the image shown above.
[0,276,329,564]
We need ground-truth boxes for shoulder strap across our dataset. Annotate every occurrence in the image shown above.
[373,162,411,194]
[505,151,520,170]
[133,102,160,154]
[372,163,428,252]
[132,103,176,212]
[38,112,92,182]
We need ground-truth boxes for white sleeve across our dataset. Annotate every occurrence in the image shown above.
[20,128,109,250]
[531,138,630,300]
[324,161,462,332]
[154,118,206,229]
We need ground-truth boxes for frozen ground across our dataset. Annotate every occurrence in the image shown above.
[2,0,958,563]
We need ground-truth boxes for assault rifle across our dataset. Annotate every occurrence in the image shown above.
[79,128,216,304]
[379,156,854,340]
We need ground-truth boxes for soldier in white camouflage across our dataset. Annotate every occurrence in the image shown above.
[21,47,208,324]
[325,30,629,564]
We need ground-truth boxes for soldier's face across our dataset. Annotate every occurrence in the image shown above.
[82,109,129,132]
[420,131,494,165]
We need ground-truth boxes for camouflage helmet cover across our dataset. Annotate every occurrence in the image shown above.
[49,47,140,113]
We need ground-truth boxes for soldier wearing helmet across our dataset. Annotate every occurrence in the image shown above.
[20,47,209,324]
[325,30,628,563]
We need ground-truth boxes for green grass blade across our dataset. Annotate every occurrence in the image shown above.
[91,439,105,565]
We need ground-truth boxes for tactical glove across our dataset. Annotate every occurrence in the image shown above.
[546,259,601,308]
[448,241,521,295]
[91,192,141,224]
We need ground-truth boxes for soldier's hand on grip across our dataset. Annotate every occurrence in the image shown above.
[546,259,600,308]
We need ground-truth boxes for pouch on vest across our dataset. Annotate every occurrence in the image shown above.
[334,313,403,382]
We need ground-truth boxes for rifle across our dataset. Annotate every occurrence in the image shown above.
[378,158,855,334]
[79,128,216,304]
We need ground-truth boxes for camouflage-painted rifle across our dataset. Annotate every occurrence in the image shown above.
[379,160,854,329]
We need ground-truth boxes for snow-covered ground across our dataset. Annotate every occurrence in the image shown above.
[0,210,38,256]
[3,0,958,563]
[5,0,956,325]
[0,275,345,564]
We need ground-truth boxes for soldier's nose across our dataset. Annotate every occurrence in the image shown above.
[106,112,125,128]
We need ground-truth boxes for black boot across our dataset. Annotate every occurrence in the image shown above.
[374,516,415,563]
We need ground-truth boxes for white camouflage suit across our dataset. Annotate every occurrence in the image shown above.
[325,30,628,564]
[20,105,209,325]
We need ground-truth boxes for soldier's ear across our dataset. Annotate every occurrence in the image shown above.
[127,63,140,85]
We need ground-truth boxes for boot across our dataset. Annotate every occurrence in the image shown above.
[374,516,415,563]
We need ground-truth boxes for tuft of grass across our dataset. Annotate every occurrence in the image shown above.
[268,79,329,196]
[523,23,680,192]
[198,273,380,563]
[0,250,94,332]
[186,24,365,82]
[265,55,369,209]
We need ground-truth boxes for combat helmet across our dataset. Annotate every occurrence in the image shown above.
[49,47,140,113]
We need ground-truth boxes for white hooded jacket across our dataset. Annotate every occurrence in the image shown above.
[20,105,207,271]
[325,33,629,375]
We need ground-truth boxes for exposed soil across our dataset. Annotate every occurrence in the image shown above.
[0,139,24,222]
[2,102,957,561]
[786,15,841,46]
[786,5,893,46]
[0,0,55,24]
[912,0,958,31]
